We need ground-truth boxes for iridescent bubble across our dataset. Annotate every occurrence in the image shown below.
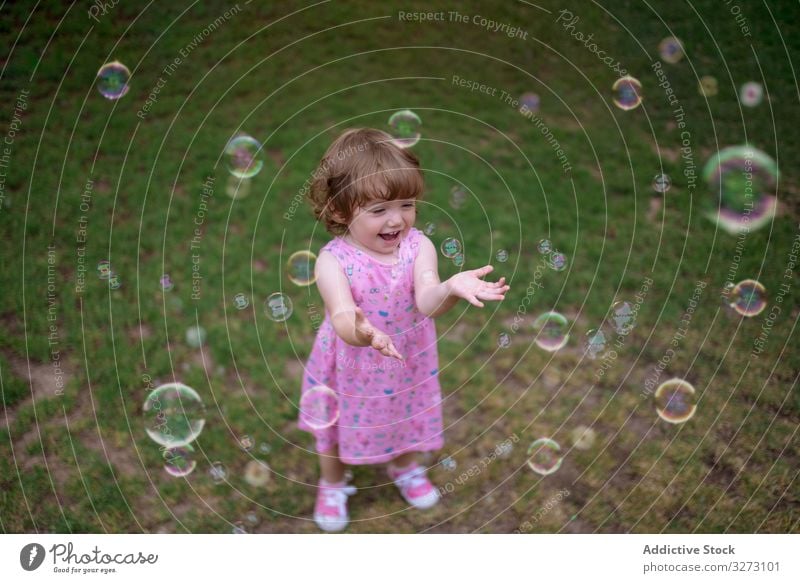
[225,134,264,179]
[209,461,227,484]
[526,438,563,475]
[698,76,718,97]
[97,260,111,279]
[496,249,509,263]
[532,312,569,352]
[108,273,122,289]
[497,332,511,348]
[387,109,421,148]
[653,173,671,193]
[548,251,567,271]
[163,443,197,478]
[611,301,635,335]
[243,459,272,487]
[423,222,436,236]
[654,378,697,424]
[740,82,764,107]
[96,61,130,100]
[160,274,174,291]
[584,329,607,359]
[518,92,540,114]
[658,37,684,64]
[702,146,778,234]
[233,293,249,310]
[286,251,317,286]
[537,239,552,254]
[300,385,339,430]
[449,185,467,209]
[729,279,767,317]
[258,442,272,455]
[721,281,735,306]
[264,292,293,322]
[225,175,252,200]
[612,76,643,111]
[239,435,255,451]
[185,325,206,348]
[440,237,462,259]
[452,253,465,267]
[570,426,596,451]
[143,383,206,448]
[439,456,457,471]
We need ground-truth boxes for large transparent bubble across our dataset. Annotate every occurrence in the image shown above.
[143,383,206,448]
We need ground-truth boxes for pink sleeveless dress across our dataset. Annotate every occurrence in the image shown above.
[298,227,444,465]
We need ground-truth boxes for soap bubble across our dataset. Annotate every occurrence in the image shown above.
[225,134,264,179]
[108,273,122,289]
[548,251,567,271]
[185,325,206,348]
[440,237,462,259]
[729,279,767,317]
[96,61,130,100]
[519,92,540,114]
[439,456,457,471]
[286,250,317,286]
[570,426,596,451]
[654,379,697,424]
[496,249,509,263]
[497,332,511,348]
[300,385,339,430]
[232,521,248,534]
[423,222,436,236]
[264,292,293,322]
[702,145,778,234]
[537,239,552,254]
[160,274,174,291]
[163,443,197,477]
[698,76,718,97]
[740,82,764,107]
[245,511,260,526]
[584,329,607,359]
[144,383,206,448]
[239,435,255,451]
[387,109,421,148]
[452,253,465,267]
[526,438,563,475]
[612,76,643,111]
[496,440,514,458]
[209,461,227,484]
[449,185,467,209]
[243,459,272,487]
[533,312,569,352]
[653,173,671,193]
[233,293,249,310]
[97,261,111,279]
[611,301,636,335]
[658,37,684,64]
[258,442,272,455]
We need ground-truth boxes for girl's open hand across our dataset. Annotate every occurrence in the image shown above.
[354,307,404,360]
[446,265,510,308]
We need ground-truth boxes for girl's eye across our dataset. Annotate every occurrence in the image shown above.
[403,202,416,208]
[371,208,385,214]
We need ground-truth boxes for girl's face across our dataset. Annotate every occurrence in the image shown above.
[346,197,417,255]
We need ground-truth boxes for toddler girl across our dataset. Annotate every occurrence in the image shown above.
[299,128,509,532]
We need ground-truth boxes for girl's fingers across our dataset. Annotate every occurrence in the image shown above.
[473,265,493,277]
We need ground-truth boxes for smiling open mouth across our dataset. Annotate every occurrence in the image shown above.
[378,231,400,241]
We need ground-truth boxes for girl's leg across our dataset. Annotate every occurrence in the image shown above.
[319,445,346,483]
[389,451,417,470]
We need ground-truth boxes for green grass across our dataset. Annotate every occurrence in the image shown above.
[0,0,798,533]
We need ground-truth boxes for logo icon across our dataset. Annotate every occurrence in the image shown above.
[20,543,46,571]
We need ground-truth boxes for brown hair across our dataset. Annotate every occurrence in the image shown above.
[308,128,424,235]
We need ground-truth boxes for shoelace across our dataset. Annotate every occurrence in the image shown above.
[321,484,356,512]
[394,466,428,492]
